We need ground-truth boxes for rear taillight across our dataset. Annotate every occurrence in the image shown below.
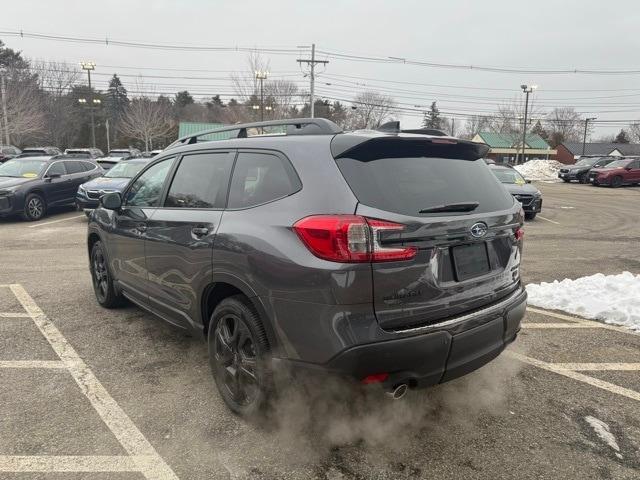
[515,227,524,241]
[293,215,417,263]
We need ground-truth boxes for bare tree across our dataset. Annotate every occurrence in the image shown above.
[544,107,582,147]
[1,69,46,144]
[32,60,80,96]
[119,97,174,151]
[345,91,396,129]
[628,122,640,142]
[463,115,492,139]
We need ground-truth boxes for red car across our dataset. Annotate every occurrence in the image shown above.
[588,157,640,187]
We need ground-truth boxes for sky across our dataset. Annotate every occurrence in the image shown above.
[2,0,640,136]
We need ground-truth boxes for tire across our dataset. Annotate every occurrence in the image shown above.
[562,179,570,183]
[578,173,590,184]
[90,241,125,308]
[22,193,46,221]
[525,212,537,220]
[208,295,271,416]
[611,176,623,188]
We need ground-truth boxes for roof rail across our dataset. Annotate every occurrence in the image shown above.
[166,118,342,150]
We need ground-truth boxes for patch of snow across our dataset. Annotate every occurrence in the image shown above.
[585,416,623,459]
[514,159,563,181]
[526,272,640,331]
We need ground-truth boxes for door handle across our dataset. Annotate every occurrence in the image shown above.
[191,226,210,237]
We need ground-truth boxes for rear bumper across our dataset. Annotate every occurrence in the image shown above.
[275,288,527,388]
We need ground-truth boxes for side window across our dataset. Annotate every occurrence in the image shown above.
[228,152,301,209]
[125,158,174,207]
[630,160,640,169]
[64,161,85,174]
[47,162,67,176]
[82,161,97,172]
[165,152,234,209]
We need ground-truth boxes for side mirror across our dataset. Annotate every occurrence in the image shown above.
[100,192,122,210]
[46,172,62,181]
[526,179,532,184]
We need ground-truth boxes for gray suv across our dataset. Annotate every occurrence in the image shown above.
[87,118,526,415]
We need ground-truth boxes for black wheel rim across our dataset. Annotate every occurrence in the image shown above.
[92,248,109,302]
[27,197,43,219]
[213,315,259,407]
[613,177,622,187]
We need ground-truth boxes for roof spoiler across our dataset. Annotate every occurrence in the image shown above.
[376,121,449,137]
[166,118,342,150]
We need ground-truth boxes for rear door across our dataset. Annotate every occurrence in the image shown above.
[144,150,235,329]
[42,161,69,206]
[63,160,92,202]
[626,159,640,183]
[334,137,522,330]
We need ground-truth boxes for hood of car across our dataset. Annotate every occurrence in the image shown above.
[502,183,540,196]
[0,176,36,190]
[81,176,130,191]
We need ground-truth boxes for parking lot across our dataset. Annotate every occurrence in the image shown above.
[0,182,639,480]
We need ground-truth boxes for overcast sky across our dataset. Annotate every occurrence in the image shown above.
[3,0,640,135]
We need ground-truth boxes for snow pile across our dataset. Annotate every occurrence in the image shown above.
[514,159,563,181]
[526,272,640,331]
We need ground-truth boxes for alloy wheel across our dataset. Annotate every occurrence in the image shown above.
[92,248,109,302]
[27,197,43,219]
[213,315,259,407]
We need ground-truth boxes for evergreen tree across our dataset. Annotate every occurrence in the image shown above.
[423,101,442,129]
[0,40,29,69]
[105,74,129,145]
[531,120,549,142]
[615,129,630,143]
[174,90,194,108]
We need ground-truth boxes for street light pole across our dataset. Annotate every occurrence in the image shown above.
[518,84,537,164]
[582,117,597,156]
[80,61,97,148]
[254,70,268,122]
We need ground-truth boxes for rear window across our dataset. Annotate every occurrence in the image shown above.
[335,156,514,216]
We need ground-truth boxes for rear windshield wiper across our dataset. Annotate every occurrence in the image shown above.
[419,202,479,214]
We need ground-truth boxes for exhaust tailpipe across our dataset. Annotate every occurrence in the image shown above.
[386,383,408,400]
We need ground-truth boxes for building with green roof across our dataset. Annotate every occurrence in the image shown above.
[472,132,556,163]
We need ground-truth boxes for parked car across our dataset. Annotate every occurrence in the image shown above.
[17,147,62,157]
[65,148,105,159]
[87,118,526,415]
[107,148,141,160]
[0,145,21,163]
[588,157,640,187]
[0,156,102,221]
[95,158,120,171]
[489,165,542,220]
[77,158,151,214]
[558,156,617,183]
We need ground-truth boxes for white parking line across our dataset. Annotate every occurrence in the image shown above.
[537,215,560,225]
[0,312,31,317]
[527,307,640,336]
[0,360,66,369]
[522,323,597,329]
[507,351,640,402]
[5,284,179,480]
[27,214,85,228]
[553,363,640,371]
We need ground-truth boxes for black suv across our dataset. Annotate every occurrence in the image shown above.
[558,156,616,183]
[87,119,526,414]
[0,155,102,220]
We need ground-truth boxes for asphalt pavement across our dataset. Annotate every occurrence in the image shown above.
[0,182,638,479]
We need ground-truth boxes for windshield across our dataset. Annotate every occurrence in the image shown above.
[336,156,513,216]
[603,159,630,169]
[109,151,129,158]
[0,159,46,178]
[105,162,146,178]
[575,157,602,167]
[491,168,527,185]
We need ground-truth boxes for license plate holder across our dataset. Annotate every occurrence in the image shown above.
[452,243,490,281]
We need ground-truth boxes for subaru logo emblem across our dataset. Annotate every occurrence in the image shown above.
[470,222,488,238]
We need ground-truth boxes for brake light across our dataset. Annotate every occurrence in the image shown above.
[361,372,389,384]
[293,215,417,263]
[515,227,524,241]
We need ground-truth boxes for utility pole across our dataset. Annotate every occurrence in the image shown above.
[254,70,268,122]
[80,61,97,148]
[582,117,596,156]
[0,67,10,145]
[518,84,537,164]
[297,44,329,118]
[105,119,110,153]
[450,118,455,136]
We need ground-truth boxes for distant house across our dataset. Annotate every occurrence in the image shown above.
[556,142,640,164]
[472,132,555,163]
[178,122,230,141]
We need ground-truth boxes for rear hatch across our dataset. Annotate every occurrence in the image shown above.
[333,135,523,331]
